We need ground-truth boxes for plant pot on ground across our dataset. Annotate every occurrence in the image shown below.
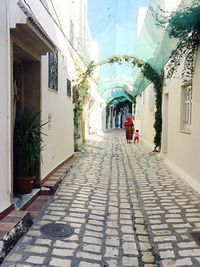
[14,109,47,194]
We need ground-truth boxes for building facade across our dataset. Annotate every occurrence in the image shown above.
[0,0,95,216]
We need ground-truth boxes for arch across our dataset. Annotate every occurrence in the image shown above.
[76,54,163,150]
[99,81,134,97]
[103,87,133,103]
[84,55,162,93]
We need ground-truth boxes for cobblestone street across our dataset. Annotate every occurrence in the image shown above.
[2,130,200,267]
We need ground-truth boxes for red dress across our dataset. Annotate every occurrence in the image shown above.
[124,121,129,127]
[127,117,133,126]
[124,119,134,141]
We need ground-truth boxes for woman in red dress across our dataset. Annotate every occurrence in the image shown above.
[124,115,134,143]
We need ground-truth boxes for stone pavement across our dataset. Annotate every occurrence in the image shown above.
[2,130,200,267]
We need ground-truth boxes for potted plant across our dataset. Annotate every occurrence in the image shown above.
[14,109,47,194]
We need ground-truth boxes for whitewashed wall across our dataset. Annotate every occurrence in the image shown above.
[85,80,106,136]
[87,103,106,135]
[138,85,155,148]
[163,48,200,191]
[40,54,74,179]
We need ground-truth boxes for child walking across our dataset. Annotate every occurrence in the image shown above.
[134,129,139,143]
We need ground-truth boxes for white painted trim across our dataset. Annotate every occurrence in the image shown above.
[164,159,200,195]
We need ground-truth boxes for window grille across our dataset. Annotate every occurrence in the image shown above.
[181,83,192,132]
[48,50,58,91]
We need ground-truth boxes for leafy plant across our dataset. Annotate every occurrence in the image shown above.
[14,109,47,177]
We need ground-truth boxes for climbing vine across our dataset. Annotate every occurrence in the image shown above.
[74,62,95,151]
[74,55,163,151]
[150,1,200,82]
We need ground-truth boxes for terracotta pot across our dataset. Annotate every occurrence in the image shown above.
[15,176,35,194]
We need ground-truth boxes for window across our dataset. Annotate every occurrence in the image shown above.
[181,83,192,132]
[48,50,58,91]
[67,79,71,97]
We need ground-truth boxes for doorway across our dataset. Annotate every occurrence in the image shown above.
[12,42,41,204]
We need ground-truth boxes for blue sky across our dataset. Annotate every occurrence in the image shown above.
[87,0,150,60]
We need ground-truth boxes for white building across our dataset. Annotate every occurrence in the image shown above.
[162,48,200,193]
[0,0,96,217]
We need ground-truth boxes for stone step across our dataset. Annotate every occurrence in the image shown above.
[0,211,32,264]
[40,161,74,194]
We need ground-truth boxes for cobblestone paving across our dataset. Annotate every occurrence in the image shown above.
[2,130,200,267]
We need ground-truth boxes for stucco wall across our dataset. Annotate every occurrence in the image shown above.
[163,48,200,184]
[40,54,74,179]
[139,85,155,147]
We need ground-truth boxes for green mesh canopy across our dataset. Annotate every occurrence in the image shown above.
[88,0,182,102]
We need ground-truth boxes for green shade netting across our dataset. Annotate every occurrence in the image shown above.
[89,0,185,102]
[103,86,133,103]
[131,0,181,94]
[109,97,128,105]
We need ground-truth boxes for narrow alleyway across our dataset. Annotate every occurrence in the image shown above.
[2,130,200,267]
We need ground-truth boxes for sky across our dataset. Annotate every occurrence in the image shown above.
[87,0,150,60]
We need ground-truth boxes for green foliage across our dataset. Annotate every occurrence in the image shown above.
[74,99,82,151]
[168,5,200,38]
[153,72,163,150]
[14,109,47,177]
[74,64,93,150]
[150,0,200,79]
